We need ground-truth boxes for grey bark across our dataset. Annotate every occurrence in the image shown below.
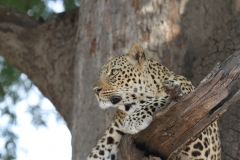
[0,0,240,160]
[0,6,78,130]
[74,0,240,159]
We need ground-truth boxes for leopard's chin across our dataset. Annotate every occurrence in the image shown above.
[99,100,113,109]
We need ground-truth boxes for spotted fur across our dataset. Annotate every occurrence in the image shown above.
[87,44,221,160]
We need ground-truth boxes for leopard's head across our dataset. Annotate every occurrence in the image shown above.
[93,44,165,112]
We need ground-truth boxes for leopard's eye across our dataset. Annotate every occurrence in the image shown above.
[109,68,119,77]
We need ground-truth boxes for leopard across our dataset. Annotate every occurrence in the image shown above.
[87,44,221,160]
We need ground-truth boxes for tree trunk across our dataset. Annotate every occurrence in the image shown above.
[1,0,240,160]
[74,0,240,159]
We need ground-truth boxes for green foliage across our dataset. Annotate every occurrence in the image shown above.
[27,105,47,127]
[0,0,46,19]
[0,59,23,159]
[0,0,78,20]
[0,59,53,159]
[0,128,18,160]
[0,60,21,87]
[64,0,78,11]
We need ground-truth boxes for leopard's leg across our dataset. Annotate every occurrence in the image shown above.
[122,96,168,134]
[123,76,194,135]
[175,121,221,160]
[87,110,126,160]
[165,74,195,94]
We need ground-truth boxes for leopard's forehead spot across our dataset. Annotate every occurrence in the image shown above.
[100,56,128,74]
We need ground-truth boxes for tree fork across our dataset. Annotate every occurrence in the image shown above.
[120,51,240,160]
[0,5,79,130]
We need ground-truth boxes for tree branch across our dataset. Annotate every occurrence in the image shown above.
[0,5,79,130]
[120,51,240,160]
[0,5,41,28]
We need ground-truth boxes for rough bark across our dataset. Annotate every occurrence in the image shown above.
[1,0,240,160]
[0,6,78,130]
[120,51,240,160]
[74,0,240,159]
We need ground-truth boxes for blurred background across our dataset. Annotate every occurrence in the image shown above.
[0,0,79,159]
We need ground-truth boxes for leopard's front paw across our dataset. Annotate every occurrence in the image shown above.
[163,80,183,100]
[122,112,152,134]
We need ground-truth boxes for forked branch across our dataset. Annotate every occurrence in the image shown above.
[0,5,78,130]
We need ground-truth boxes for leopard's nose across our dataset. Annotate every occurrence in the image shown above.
[94,87,102,96]
[110,96,122,104]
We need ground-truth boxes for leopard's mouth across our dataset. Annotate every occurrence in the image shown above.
[97,95,122,109]
[96,94,122,104]
[98,100,112,109]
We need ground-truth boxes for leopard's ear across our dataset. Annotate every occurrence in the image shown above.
[108,55,115,61]
[127,44,146,65]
